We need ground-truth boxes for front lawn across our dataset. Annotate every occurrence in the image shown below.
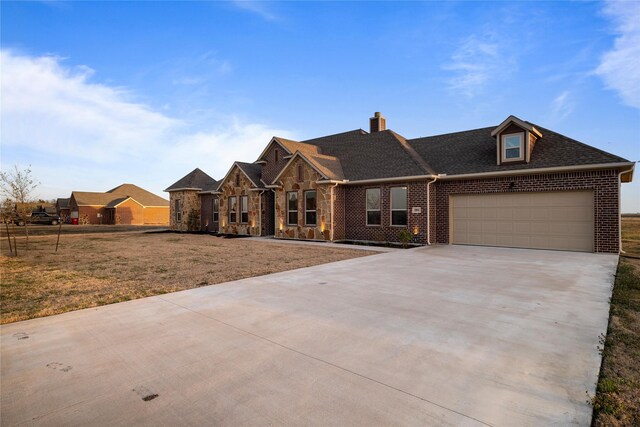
[0,232,373,324]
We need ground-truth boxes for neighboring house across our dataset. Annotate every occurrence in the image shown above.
[164,168,219,232]
[167,113,634,253]
[56,198,70,222]
[69,184,169,225]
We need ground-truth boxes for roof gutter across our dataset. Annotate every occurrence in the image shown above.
[341,175,436,185]
[437,162,635,181]
[316,180,349,185]
[164,187,202,192]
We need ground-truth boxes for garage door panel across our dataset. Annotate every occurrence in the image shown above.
[513,207,533,219]
[451,191,594,252]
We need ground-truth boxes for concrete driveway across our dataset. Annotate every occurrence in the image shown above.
[1,245,617,426]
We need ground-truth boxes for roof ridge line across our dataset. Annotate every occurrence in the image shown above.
[390,131,437,175]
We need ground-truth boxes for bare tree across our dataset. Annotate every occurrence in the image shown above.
[0,165,39,251]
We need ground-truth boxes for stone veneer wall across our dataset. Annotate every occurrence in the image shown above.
[343,181,429,244]
[169,190,200,231]
[219,165,262,236]
[433,169,620,253]
[275,159,331,241]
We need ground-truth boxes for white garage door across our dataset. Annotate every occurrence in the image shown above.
[450,191,594,252]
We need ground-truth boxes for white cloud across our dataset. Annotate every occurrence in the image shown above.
[444,33,514,98]
[550,90,575,121]
[231,1,278,21]
[595,1,640,109]
[0,50,293,200]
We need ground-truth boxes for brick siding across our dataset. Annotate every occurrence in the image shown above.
[433,169,620,253]
[343,181,430,244]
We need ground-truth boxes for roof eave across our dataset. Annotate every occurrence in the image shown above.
[437,162,636,181]
[164,187,202,192]
[342,175,436,185]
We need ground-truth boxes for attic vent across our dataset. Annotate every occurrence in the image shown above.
[370,112,386,133]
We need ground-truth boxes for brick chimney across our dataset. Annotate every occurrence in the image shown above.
[369,112,386,133]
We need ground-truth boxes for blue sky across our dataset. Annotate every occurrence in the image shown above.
[1,1,639,211]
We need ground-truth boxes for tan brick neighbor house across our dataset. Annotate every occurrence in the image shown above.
[69,184,169,225]
[166,113,634,253]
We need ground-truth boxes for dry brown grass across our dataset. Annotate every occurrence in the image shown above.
[0,232,373,324]
[592,217,640,426]
[621,216,640,256]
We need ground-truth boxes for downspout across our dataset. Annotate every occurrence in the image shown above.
[330,183,339,241]
[426,176,439,245]
[617,166,633,254]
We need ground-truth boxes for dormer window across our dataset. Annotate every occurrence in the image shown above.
[502,133,524,161]
[492,115,543,165]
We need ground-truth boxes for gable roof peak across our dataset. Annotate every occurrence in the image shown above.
[491,115,542,138]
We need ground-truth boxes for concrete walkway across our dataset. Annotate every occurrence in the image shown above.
[1,245,617,426]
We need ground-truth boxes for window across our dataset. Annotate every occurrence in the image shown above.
[240,195,249,223]
[502,133,524,161]
[297,164,304,182]
[390,187,407,226]
[287,191,298,225]
[212,198,219,222]
[305,191,317,226]
[229,196,237,224]
[274,148,279,162]
[235,174,241,186]
[175,199,181,223]
[366,188,381,225]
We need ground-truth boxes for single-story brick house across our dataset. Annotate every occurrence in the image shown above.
[69,184,169,225]
[167,114,634,253]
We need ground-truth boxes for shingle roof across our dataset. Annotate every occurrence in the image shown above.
[105,197,130,208]
[107,184,169,207]
[72,184,168,208]
[71,191,117,206]
[56,198,70,209]
[236,162,264,187]
[407,124,629,176]
[276,138,322,158]
[165,168,218,192]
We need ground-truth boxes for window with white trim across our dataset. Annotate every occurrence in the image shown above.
[287,191,298,225]
[305,191,316,226]
[229,196,237,224]
[390,187,407,226]
[240,195,248,223]
[175,199,181,223]
[213,198,219,222]
[502,133,524,161]
[366,188,381,226]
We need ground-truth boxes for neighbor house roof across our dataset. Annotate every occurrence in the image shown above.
[56,198,70,209]
[407,124,629,176]
[71,191,117,206]
[72,184,169,208]
[164,168,219,192]
[106,184,169,207]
